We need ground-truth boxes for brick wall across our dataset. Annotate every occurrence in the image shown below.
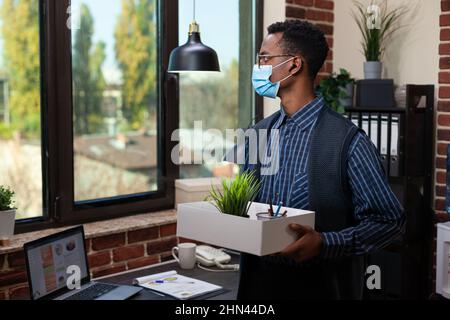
[435,0,450,292]
[285,0,334,86]
[0,223,178,300]
[437,2,450,215]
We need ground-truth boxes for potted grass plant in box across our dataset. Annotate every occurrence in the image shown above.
[207,172,261,218]
[0,186,16,240]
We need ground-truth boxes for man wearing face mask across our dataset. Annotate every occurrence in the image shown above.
[237,20,405,300]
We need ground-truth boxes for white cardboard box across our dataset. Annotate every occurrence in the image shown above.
[177,201,315,256]
[175,178,225,208]
[436,222,450,299]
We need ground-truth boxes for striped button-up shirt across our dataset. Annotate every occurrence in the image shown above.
[251,95,405,259]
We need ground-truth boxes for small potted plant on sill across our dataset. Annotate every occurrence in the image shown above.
[352,0,409,79]
[0,186,17,243]
[317,68,356,114]
[207,172,261,218]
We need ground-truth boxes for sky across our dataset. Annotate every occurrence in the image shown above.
[71,0,240,84]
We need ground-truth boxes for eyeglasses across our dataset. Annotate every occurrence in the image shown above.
[256,53,296,68]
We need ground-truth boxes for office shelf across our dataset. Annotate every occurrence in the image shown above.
[345,85,435,299]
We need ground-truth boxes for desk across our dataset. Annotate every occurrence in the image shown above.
[101,254,240,300]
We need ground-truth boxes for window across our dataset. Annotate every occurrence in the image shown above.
[14,0,262,233]
[71,0,159,202]
[16,0,178,232]
[47,0,177,227]
[0,0,45,221]
[178,0,263,180]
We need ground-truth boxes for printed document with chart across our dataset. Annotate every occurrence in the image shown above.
[132,270,223,300]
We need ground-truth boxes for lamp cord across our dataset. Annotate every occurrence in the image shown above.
[193,0,196,21]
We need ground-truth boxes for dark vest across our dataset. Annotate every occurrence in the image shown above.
[237,106,367,300]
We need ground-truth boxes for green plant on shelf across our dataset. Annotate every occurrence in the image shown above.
[0,186,16,212]
[352,0,409,62]
[317,69,355,114]
[207,172,261,218]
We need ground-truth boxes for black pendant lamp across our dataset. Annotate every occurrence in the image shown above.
[168,0,220,73]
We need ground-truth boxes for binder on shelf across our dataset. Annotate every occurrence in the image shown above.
[389,118,400,177]
[380,115,389,176]
[369,117,379,149]
[347,112,401,178]
[361,115,369,135]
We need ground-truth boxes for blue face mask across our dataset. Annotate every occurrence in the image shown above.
[252,57,296,99]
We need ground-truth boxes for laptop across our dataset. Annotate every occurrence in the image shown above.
[24,226,142,300]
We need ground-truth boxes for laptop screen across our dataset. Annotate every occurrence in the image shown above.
[25,227,89,300]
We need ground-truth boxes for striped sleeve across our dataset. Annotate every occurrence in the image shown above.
[320,132,406,259]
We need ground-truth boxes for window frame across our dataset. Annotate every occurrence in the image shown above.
[254,0,265,123]
[16,0,264,234]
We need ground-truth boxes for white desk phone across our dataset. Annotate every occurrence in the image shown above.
[195,245,239,272]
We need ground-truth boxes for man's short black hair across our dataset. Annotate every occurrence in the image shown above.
[268,20,329,80]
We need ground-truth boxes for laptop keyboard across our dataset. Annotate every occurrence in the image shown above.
[64,283,118,300]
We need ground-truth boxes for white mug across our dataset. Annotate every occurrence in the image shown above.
[172,243,197,269]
